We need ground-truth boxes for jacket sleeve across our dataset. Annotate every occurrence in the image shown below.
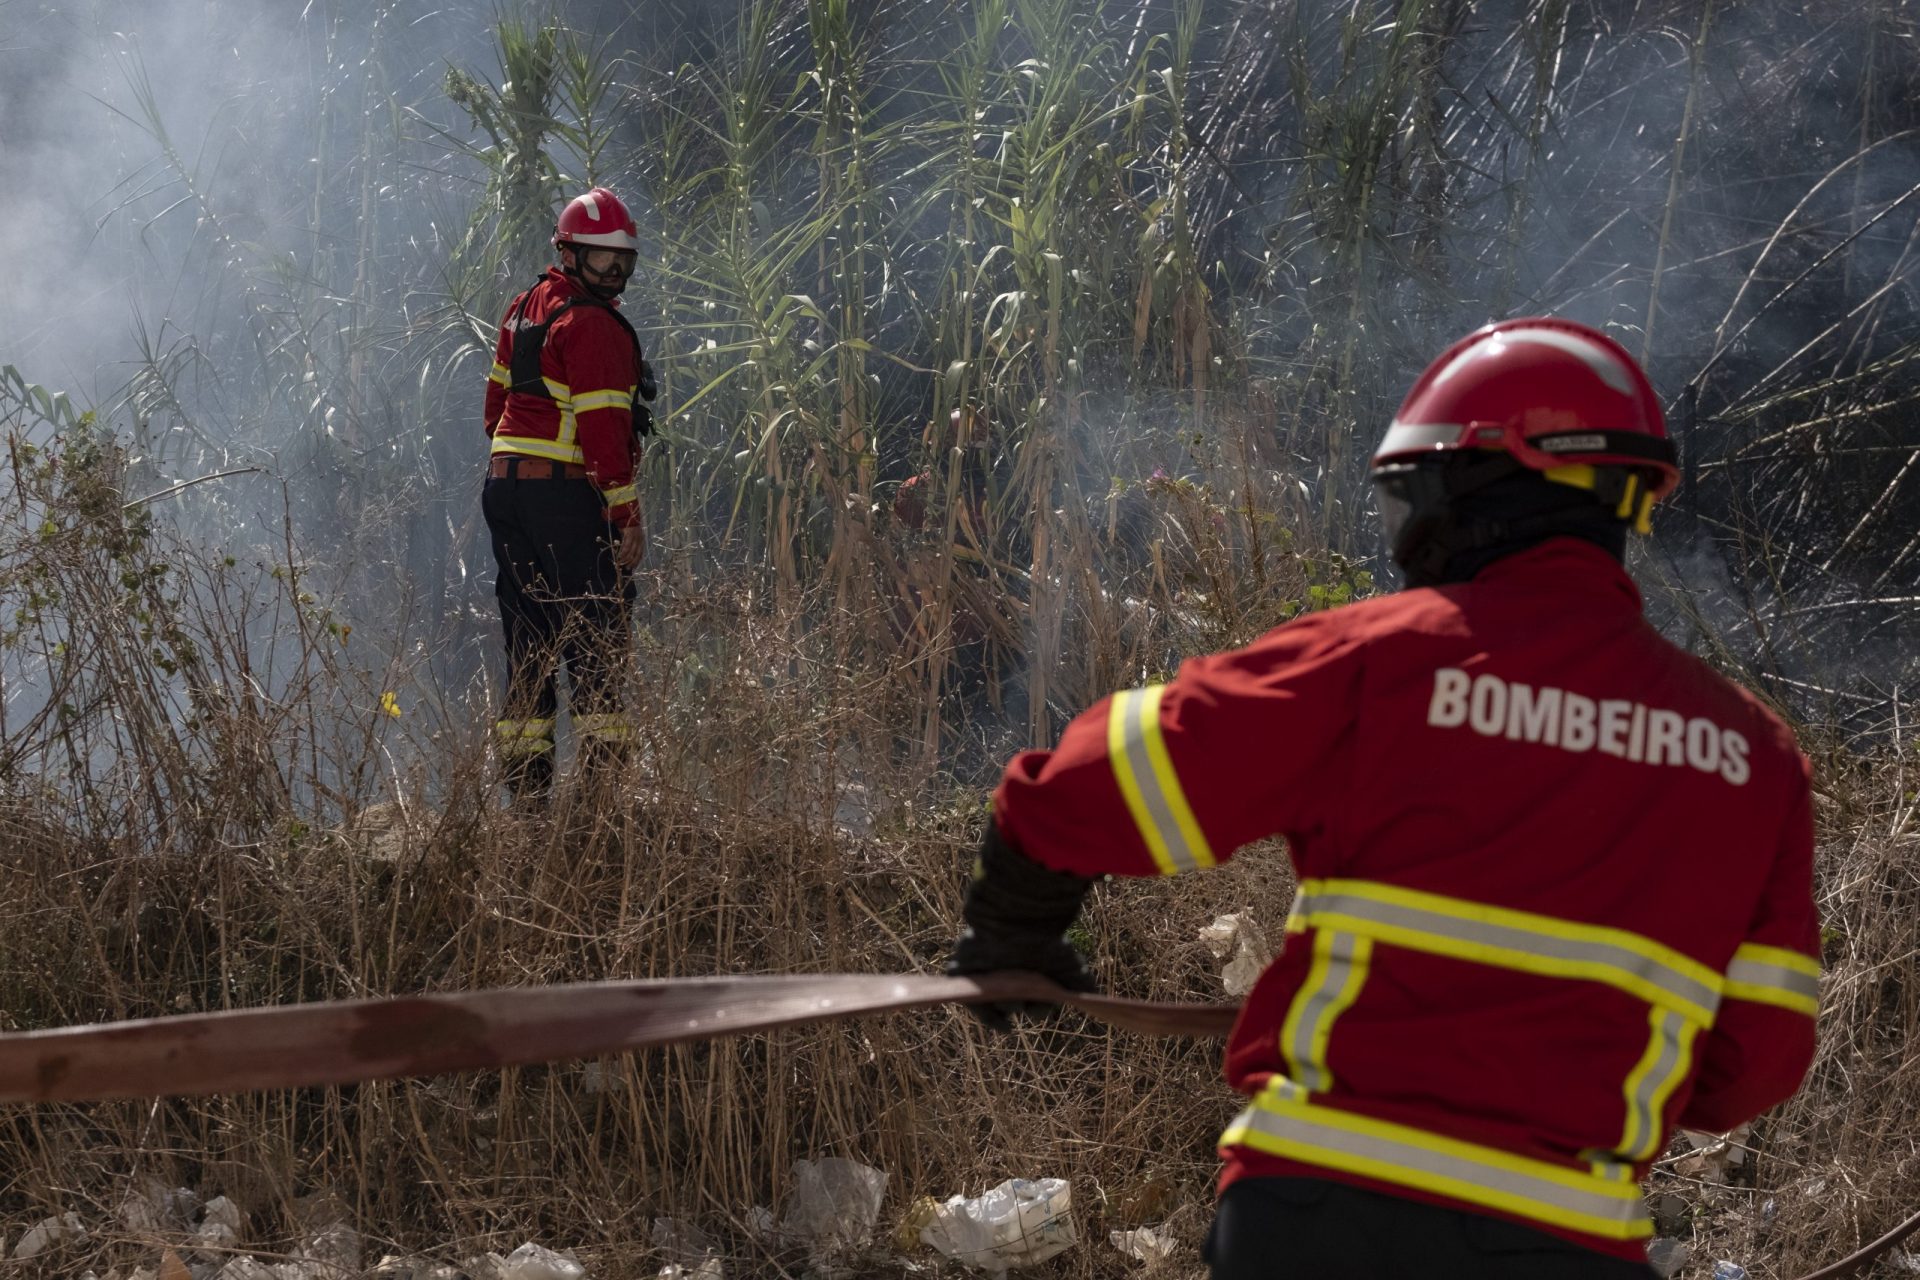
[556,308,641,527]
[1678,761,1821,1132]
[484,301,516,437]
[992,611,1364,879]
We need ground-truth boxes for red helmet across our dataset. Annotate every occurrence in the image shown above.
[1372,317,1678,498]
[553,187,639,252]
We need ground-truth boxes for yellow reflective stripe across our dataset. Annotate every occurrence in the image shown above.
[496,713,556,760]
[490,435,587,465]
[1280,931,1372,1092]
[1724,943,1821,1016]
[600,484,639,508]
[543,379,579,448]
[1641,1014,1697,1155]
[1221,1080,1652,1241]
[500,376,573,402]
[572,388,633,413]
[1106,685,1215,876]
[1294,879,1722,1024]
[574,713,634,742]
[1614,1007,1697,1161]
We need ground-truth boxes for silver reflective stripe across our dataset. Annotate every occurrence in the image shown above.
[1109,687,1208,874]
[575,713,635,742]
[1725,947,1820,1014]
[1222,1087,1652,1240]
[1618,1009,1693,1161]
[1376,421,1466,455]
[1284,932,1369,1091]
[1297,884,1720,1023]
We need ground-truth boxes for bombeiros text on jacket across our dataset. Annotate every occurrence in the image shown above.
[1426,667,1751,785]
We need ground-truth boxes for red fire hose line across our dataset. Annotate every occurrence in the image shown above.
[0,973,1903,1279]
[0,973,1230,1103]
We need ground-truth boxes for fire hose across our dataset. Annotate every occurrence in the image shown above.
[0,973,1232,1102]
[0,974,1909,1279]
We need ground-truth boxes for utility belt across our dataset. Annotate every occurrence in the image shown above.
[489,455,589,481]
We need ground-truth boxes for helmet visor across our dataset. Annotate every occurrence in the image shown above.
[1373,475,1414,554]
[580,247,637,278]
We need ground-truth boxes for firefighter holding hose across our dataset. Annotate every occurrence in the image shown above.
[947,318,1821,1278]
[482,187,657,804]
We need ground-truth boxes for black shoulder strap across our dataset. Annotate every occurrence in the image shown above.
[557,293,652,436]
[504,285,650,435]
[505,283,566,398]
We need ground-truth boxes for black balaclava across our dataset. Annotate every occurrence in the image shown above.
[1376,456,1629,588]
[565,247,632,302]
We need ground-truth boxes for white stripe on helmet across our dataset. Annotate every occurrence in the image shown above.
[564,228,639,250]
[1375,422,1466,456]
[581,193,601,221]
[1434,328,1635,396]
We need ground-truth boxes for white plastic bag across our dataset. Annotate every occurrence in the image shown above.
[1108,1225,1176,1264]
[1647,1238,1691,1279]
[14,1212,87,1260]
[195,1196,246,1259]
[295,1221,362,1277]
[919,1178,1076,1272]
[495,1242,587,1280]
[657,1259,723,1280]
[116,1180,198,1235]
[1199,913,1272,998]
[212,1259,276,1280]
[781,1158,888,1259]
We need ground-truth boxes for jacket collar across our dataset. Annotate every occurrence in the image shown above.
[1466,537,1644,614]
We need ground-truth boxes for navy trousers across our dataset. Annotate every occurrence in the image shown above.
[482,468,635,793]
[1205,1178,1657,1280]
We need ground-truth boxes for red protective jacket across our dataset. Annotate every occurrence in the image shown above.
[994,539,1820,1261]
[485,269,645,527]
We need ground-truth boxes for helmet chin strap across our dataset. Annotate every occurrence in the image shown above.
[562,249,628,301]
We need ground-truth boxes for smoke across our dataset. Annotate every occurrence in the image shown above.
[2,0,1914,758]
[0,1,494,429]
[0,1,516,791]
[1186,0,1920,715]
[0,2,145,400]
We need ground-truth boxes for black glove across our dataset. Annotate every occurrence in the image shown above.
[944,820,1099,1032]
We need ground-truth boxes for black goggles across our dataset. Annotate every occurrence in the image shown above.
[579,247,637,276]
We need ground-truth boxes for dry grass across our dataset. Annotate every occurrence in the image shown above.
[0,426,1913,1280]
[0,420,1307,1279]
[1675,738,1920,1278]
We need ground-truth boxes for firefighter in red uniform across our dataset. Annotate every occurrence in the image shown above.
[483,187,656,802]
[946,319,1821,1278]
